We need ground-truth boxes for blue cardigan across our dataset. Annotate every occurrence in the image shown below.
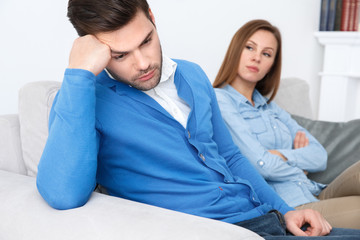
[36,59,293,223]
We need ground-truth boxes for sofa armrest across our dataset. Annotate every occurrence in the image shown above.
[293,115,360,184]
[0,114,26,174]
[0,170,262,240]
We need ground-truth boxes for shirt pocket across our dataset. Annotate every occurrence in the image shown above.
[271,112,291,134]
[240,110,267,134]
[270,112,293,144]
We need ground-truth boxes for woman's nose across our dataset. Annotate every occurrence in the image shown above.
[252,52,261,63]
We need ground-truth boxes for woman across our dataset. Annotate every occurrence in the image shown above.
[213,19,360,229]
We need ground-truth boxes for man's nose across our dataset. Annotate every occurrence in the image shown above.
[133,50,150,70]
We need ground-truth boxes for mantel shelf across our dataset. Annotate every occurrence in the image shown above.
[315,31,360,45]
[319,72,360,78]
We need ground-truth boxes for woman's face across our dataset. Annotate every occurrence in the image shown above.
[236,30,278,86]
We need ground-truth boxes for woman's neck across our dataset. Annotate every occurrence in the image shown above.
[230,80,256,106]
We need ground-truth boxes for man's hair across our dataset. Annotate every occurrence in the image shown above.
[67,0,151,36]
[213,19,282,103]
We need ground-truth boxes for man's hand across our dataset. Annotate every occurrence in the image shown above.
[284,209,332,236]
[68,35,111,76]
[293,131,309,149]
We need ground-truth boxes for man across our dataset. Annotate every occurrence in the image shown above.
[36,0,360,238]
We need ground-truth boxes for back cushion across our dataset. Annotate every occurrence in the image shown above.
[0,114,26,174]
[18,81,61,176]
[274,78,314,120]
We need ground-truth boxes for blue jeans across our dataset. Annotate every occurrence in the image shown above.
[234,210,360,239]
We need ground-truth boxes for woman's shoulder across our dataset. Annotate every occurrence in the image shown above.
[214,86,233,101]
[215,85,246,102]
[267,98,287,113]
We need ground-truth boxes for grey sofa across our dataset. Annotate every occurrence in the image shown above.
[0,81,262,240]
[274,78,360,185]
[1,78,359,239]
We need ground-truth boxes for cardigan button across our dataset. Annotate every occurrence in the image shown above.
[187,130,191,139]
[200,154,205,161]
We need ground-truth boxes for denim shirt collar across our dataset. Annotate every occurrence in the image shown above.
[223,84,268,109]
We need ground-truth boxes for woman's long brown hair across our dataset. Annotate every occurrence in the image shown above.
[213,19,282,102]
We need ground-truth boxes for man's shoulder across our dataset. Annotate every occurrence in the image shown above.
[172,59,209,83]
[172,58,198,67]
[172,59,204,73]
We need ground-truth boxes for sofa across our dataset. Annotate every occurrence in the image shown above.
[1,78,359,239]
[274,78,360,185]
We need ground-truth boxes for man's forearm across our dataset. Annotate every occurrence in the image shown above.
[36,69,99,210]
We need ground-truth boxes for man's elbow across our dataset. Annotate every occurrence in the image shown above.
[36,178,91,210]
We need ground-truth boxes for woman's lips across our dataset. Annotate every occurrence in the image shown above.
[246,66,259,72]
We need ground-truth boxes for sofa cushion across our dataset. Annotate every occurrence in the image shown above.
[293,115,360,184]
[0,114,26,174]
[18,81,61,176]
[0,170,262,240]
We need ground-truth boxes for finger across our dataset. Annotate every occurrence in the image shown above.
[295,131,308,149]
[307,224,323,236]
[301,134,309,148]
[293,132,301,149]
[304,136,309,147]
[306,227,322,237]
[306,211,329,236]
[286,222,308,237]
[298,132,306,148]
[322,218,332,235]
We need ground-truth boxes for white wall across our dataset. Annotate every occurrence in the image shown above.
[0,0,324,117]
[0,1,76,115]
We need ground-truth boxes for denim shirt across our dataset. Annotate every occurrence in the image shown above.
[215,85,327,207]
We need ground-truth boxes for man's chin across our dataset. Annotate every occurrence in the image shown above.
[132,77,161,91]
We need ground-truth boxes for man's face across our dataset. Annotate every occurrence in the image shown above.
[96,10,162,91]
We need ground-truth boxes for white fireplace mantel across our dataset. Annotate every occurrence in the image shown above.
[315,31,360,122]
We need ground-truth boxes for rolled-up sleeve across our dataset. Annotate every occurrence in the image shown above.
[272,102,327,172]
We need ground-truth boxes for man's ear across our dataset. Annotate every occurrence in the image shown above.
[148,8,156,25]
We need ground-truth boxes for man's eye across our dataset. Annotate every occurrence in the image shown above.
[143,38,152,45]
[113,54,126,60]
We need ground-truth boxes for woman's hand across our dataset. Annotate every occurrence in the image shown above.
[293,131,309,149]
[268,150,287,161]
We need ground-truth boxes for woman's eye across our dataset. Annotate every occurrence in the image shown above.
[263,53,271,57]
[246,45,253,51]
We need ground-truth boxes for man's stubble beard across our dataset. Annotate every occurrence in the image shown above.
[106,50,163,91]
